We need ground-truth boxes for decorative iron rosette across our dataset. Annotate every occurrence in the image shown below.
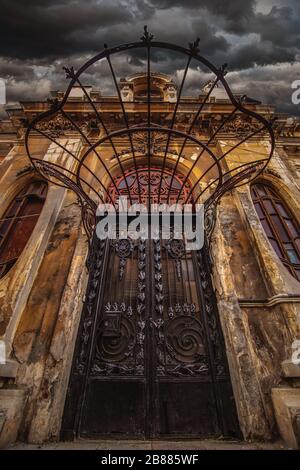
[25,26,275,238]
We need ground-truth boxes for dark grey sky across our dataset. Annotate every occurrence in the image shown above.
[0,0,300,117]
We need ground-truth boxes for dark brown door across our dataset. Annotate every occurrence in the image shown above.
[61,235,239,439]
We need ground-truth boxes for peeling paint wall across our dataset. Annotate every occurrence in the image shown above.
[210,143,300,440]
[12,191,89,442]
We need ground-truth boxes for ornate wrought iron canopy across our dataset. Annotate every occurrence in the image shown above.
[25,26,275,239]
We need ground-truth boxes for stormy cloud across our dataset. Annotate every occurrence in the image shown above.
[0,0,299,117]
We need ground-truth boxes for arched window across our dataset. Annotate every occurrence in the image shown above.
[0,180,48,279]
[108,166,191,204]
[251,182,300,281]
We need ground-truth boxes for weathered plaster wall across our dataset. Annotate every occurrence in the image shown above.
[11,191,88,442]
[279,146,300,188]
[0,144,67,347]
[211,142,300,440]
[212,196,272,439]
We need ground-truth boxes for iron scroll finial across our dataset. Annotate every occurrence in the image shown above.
[141,25,154,44]
[188,38,200,54]
[218,63,228,77]
[63,66,76,80]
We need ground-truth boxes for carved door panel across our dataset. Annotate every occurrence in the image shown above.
[61,237,149,438]
[150,239,238,437]
[61,236,239,439]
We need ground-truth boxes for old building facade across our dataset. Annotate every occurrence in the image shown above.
[0,66,300,447]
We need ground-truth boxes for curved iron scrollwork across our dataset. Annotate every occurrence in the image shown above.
[166,239,185,258]
[151,239,210,378]
[150,246,227,378]
[154,312,210,378]
[204,202,218,247]
[91,302,136,376]
[196,249,226,377]
[25,27,275,241]
[153,238,164,316]
[165,238,185,279]
[75,238,105,374]
[113,238,134,280]
[165,315,205,363]
[88,238,146,378]
[108,166,192,204]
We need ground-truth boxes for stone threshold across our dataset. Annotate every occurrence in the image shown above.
[7,439,288,450]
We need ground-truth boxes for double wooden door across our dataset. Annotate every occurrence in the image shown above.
[61,236,239,439]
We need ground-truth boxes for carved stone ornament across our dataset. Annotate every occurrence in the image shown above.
[212,114,265,136]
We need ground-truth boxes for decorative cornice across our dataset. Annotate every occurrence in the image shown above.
[35,114,99,139]
[211,114,267,136]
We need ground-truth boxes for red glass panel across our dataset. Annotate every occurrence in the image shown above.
[0,181,48,279]
[108,167,192,204]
